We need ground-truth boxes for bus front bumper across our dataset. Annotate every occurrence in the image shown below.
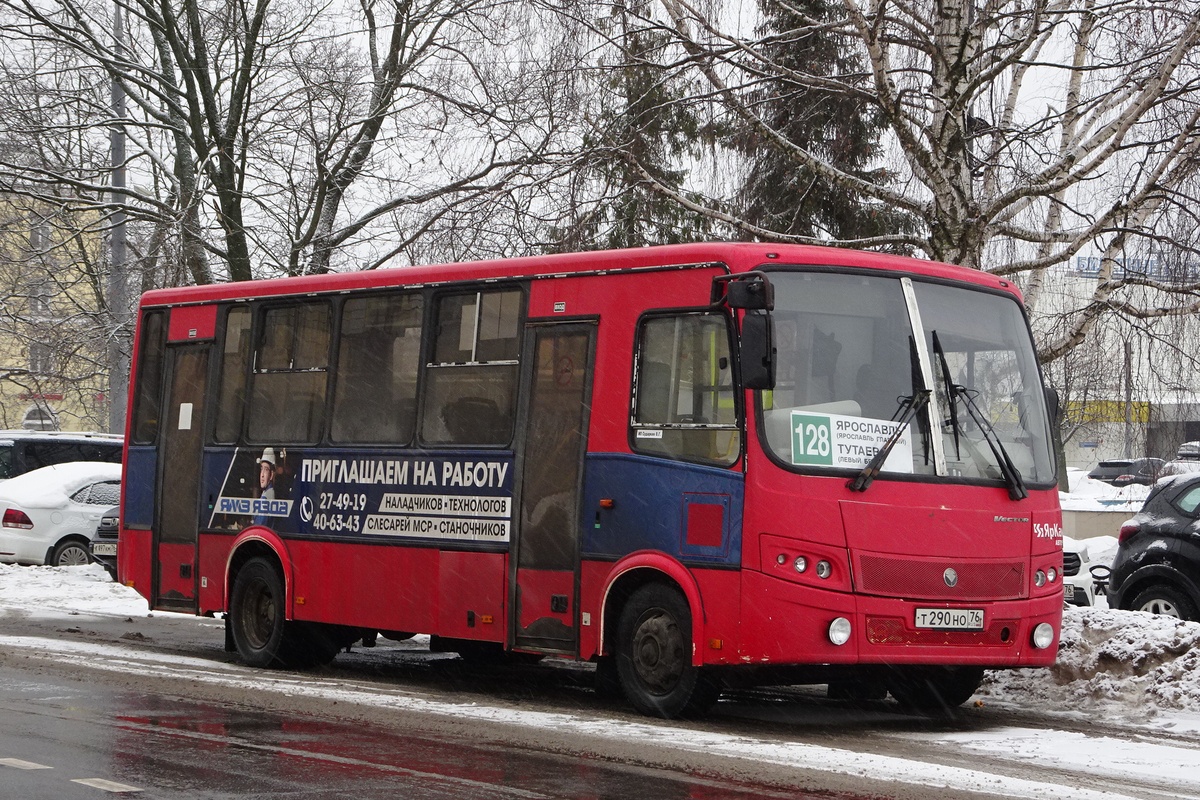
[729,569,1062,669]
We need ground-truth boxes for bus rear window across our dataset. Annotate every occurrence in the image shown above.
[131,311,167,444]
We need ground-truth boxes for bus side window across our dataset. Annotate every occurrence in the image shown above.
[213,306,251,443]
[247,302,331,444]
[421,289,521,446]
[631,312,739,465]
[331,294,423,444]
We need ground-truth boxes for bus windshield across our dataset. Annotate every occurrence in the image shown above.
[759,269,1055,487]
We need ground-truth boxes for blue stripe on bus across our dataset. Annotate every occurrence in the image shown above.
[124,446,158,528]
[580,453,743,566]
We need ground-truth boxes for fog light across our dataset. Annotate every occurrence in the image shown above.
[1032,622,1055,649]
[816,560,832,579]
[1047,567,1057,582]
[1034,570,1046,587]
[793,556,808,573]
[828,617,852,646]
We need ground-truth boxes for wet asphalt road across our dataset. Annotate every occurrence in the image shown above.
[0,663,831,799]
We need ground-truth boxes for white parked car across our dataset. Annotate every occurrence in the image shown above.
[1062,535,1118,608]
[0,462,122,566]
[1063,536,1094,606]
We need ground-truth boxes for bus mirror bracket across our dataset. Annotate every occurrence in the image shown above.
[740,310,776,391]
[1044,386,1060,423]
[712,272,774,311]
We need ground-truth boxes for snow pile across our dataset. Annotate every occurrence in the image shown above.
[980,607,1200,718]
[1058,470,1150,513]
[0,562,148,618]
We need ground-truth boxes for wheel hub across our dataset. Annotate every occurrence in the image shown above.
[632,609,684,693]
[242,578,276,648]
[1139,598,1180,617]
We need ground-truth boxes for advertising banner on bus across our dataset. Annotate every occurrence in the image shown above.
[205,447,514,544]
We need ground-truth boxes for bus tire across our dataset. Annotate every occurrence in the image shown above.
[614,583,718,719]
[887,666,984,714]
[229,557,292,668]
[300,623,356,665]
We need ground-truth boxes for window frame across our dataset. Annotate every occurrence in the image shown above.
[131,310,168,445]
[245,299,333,445]
[419,286,525,448]
[329,290,426,446]
[628,307,742,467]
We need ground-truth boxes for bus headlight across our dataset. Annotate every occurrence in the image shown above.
[1034,570,1046,587]
[815,560,832,579]
[828,617,852,646]
[793,556,808,573]
[1032,623,1055,649]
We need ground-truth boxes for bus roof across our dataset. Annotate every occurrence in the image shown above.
[138,242,1018,307]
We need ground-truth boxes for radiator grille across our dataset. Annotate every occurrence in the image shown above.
[856,554,1025,600]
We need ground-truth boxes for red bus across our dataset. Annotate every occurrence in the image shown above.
[118,243,1063,718]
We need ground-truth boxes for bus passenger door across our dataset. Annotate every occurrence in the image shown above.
[512,323,595,655]
[152,344,208,612]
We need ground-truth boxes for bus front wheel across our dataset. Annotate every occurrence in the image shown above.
[614,583,718,719]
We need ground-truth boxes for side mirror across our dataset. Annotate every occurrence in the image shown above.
[741,310,776,390]
[1044,386,1060,422]
[713,272,774,311]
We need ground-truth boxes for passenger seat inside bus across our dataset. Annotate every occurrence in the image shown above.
[441,396,508,445]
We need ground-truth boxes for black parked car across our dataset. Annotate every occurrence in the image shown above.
[1086,457,1165,486]
[1107,475,1200,621]
[88,505,119,581]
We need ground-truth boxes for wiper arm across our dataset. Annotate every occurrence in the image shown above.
[931,333,1028,501]
[848,388,930,493]
[932,332,962,460]
[958,388,1027,500]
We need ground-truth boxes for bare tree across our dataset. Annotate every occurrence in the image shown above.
[648,0,1200,363]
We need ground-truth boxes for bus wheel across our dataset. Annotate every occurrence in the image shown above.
[229,557,290,668]
[300,623,357,665]
[614,584,718,719]
[886,666,984,714]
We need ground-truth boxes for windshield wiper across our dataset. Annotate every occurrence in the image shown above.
[849,337,930,493]
[933,331,963,461]
[932,332,1028,501]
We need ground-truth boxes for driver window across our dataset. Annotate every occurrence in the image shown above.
[631,312,739,465]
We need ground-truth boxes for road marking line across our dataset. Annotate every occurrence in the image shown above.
[71,778,143,793]
[0,758,51,769]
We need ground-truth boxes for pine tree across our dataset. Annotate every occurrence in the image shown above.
[735,0,911,244]
[550,0,715,251]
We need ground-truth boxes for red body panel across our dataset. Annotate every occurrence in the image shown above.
[118,527,153,596]
[166,304,217,342]
[514,568,574,632]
